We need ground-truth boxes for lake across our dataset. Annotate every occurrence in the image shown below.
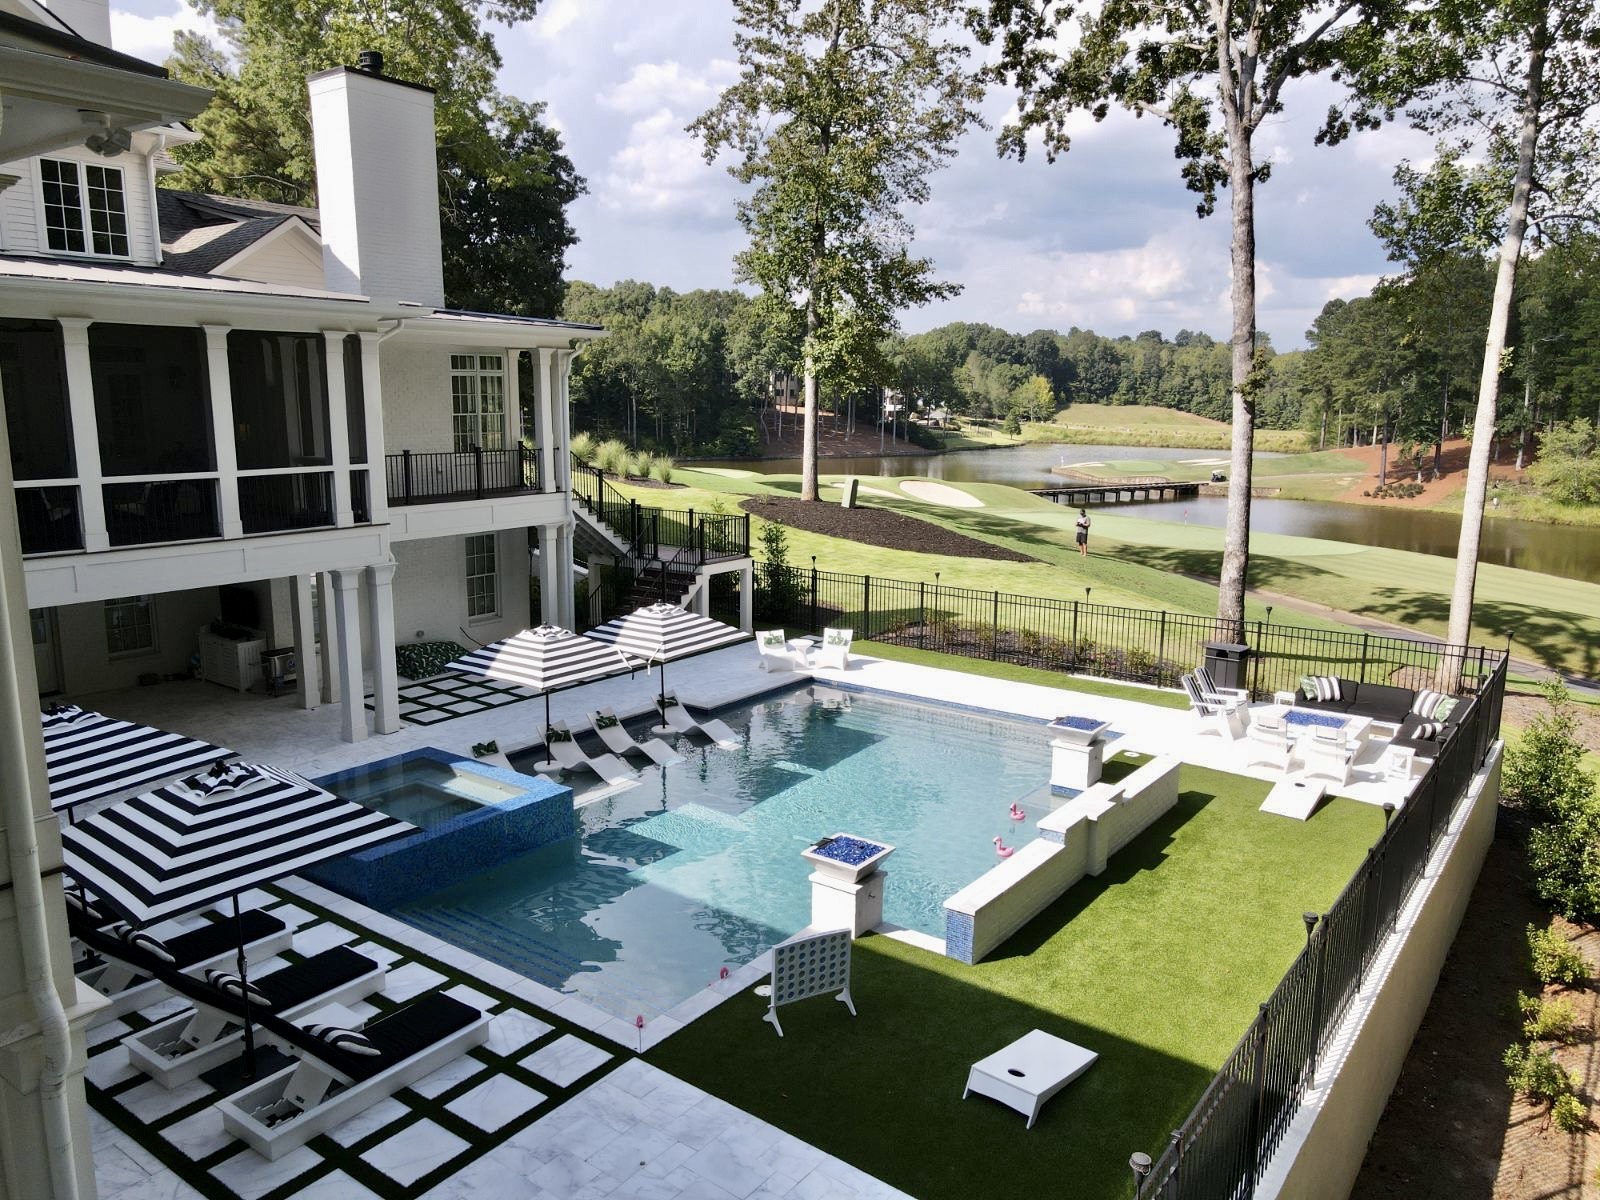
[700,444,1599,584]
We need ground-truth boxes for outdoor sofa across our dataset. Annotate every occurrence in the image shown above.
[1294,675,1473,759]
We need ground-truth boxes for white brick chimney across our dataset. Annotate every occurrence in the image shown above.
[308,52,445,308]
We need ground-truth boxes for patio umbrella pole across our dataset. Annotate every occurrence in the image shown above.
[535,694,558,773]
[650,658,671,736]
[234,895,257,1080]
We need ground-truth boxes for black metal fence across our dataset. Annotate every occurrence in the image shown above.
[1134,653,1505,1199]
[385,446,539,506]
[752,562,1502,700]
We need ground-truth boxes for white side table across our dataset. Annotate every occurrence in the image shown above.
[963,1029,1098,1129]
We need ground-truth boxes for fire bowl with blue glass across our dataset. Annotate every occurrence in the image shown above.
[1048,714,1113,793]
[305,748,574,909]
[802,834,896,938]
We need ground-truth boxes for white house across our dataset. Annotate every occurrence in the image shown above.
[0,17,606,744]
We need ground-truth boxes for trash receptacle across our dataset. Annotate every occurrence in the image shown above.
[1203,641,1251,694]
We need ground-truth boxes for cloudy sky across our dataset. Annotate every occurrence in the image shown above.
[110,0,1435,348]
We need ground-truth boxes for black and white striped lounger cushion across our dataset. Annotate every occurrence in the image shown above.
[263,993,482,1083]
[41,708,232,813]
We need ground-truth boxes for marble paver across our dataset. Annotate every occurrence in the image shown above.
[522,1033,613,1087]
[360,1120,471,1187]
[445,1075,546,1132]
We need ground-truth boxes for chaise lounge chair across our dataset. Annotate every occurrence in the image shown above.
[70,897,293,1025]
[588,708,682,767]
[547,721,637,784]
[217,992,491,1160]
[657,693,739,747]
[810,628,854,671]
[755,630,808,672]
[124,945,386,1088]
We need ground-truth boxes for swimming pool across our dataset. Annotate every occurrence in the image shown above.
[390,685,1056,1021]
[325,754,522,829]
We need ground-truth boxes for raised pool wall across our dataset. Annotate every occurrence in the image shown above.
[305,749,575,909]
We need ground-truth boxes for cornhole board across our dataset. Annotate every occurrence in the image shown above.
[1260,777,1327,821]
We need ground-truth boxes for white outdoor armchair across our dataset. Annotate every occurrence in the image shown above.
[756,630,807,672]
[811,628,853,671]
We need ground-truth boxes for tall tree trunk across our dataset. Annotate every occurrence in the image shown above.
[1217,123,1257,637]
[1442,7,1545,682]
[802,292,819,501]
[1516,375,1531,469]
[1435,376,1447,478]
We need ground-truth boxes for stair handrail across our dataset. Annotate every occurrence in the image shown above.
[570,452,750,561]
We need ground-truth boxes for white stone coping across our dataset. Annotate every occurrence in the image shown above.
[943,839,1062,917]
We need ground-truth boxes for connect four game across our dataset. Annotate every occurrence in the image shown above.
[762,927,857,1037]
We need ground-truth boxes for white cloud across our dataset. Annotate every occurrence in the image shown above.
[526,0,586,42]
[110,3,217,64]
[598,59,736,116]
[600,108,726,217]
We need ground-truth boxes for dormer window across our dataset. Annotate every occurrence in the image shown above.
[40,159,129,257]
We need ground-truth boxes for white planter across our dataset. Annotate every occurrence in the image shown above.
[802,833,895,883]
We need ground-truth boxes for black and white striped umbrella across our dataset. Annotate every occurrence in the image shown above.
[40,705,233,814]
[447,625,633,769]
[61,761,414,926]
[583,603,750,712]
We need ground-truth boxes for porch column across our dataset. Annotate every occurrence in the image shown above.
[553,350,574,492]
[329,568,364,740]
[290,573,320,710]
[739,563,753,632]
[536,522,561,626]
[365,560,401,734]
[318,571,341,704]
[201,325,243,538]
[556,519,576,629]
[505,349,523,446]
[358,332,389,525]
[533,349,555,493]
[322,331,353,527]
[56,318,108,552]
[692,571,710,618]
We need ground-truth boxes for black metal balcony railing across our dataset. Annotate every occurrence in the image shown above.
[104,480,221,546]
[239,472,334,534]
[16,486,83,555]
[385,446,539,506]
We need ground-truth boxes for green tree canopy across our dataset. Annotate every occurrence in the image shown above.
[165,0,584,317]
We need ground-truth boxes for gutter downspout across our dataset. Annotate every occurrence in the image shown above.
[0,422,80,1199]
[144,130,168,266]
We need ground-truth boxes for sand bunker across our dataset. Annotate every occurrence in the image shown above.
[900,480,983,508]
[690,467,756,478]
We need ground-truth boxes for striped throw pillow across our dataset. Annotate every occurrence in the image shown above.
[1412,689,1446,718]
[204,968,271,1008]
[1412,721,1442,740]
[114,927,175,964]
[303,1024,380,1057]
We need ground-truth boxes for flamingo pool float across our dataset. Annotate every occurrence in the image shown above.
[993,836,1014,858]
[1008,803,1026,821]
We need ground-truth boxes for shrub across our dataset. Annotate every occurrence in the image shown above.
[1504,682,1593,821]
[1552,1092,1588,1133]
[593,439,629,475]
[1529,924,1590,987]
[625,451,653,479]
[1504,1041,1577,1104]
[1529,805,1600,923]
[570,431,597,465]
[1520,992,1580,1043]
[650,456,675,484]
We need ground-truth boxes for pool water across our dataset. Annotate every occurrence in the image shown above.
[330,757,488,830]
[391,686,1054,1021]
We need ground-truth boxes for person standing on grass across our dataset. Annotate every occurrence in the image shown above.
[1075,507,1091,557]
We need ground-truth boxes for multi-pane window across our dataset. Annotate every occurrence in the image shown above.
[41,159,129,257]
[450,354,506,452]
[465,534,497,618]
[104,595,154,655]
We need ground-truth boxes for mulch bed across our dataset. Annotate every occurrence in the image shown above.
[1352,811,1600,1198]
[739,496,1034,562]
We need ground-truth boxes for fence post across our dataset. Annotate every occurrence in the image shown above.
[742,512,751,555]
[919,581,926,648]
[473,445,484,499]
[1157,611,1167,680]
[1245,1001,1272,1196]
[991,590,1000,661]
[1072,599,1079,649]
[1361,845,1384,986]
[1359,632,1370,684]
[688,508,696,554]
[863,575,872,639]
[809,563,818,633]
[1306,917,1327,1084]
[401,449,413,504]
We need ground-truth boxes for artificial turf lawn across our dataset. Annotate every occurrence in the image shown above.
[646,760,1382,1200]
[857,641,1192,710]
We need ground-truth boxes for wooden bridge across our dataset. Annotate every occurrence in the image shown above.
[1031,480,1202,506]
